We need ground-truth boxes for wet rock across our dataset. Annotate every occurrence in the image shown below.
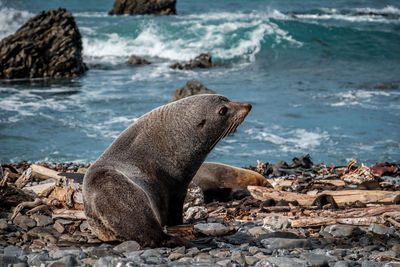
[109,0,176,15]
[322,224,359,237]
[13,215,36,231]
[126,55,151,65]
[261,238,311,250]
[170,53,213,70]
[368,223,395,236]
[0,8,87,79]
[141,248,162,258]
[113,240,141,253]
[169,80,216,103]
[194,223,231,237]
[222,231,255,245]
[52,255,79,266]
[31,214,53,227]
[263,214,290,230]
[256,256,311,267]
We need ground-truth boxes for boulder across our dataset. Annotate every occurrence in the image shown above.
[0,8,87,79]
[126,55,151,65]
[109,0,176,15]
[168,80,216,103]
[170,53,212,70]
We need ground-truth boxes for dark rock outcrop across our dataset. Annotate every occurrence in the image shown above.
[109,0,176,15]
[170,53,212,70]
[169,80,216,103]
[0,8,87,79]
[126,55,151,65]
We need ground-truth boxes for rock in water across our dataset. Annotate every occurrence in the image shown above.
[169,80,216,103]
[170,53,212,70]
[0,8,87,79]
[127,55,151,65]
[109,0,176,15]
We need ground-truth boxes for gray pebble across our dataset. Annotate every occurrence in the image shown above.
[245,255,259,265]
[194,223,231,236]
[256,256,311,267]
[261,238,311,250]
[231,251,245,265]
[368,224,395,236]
[113,240,141,253]
[216,259,234,267]
[322,224,358,237]
[4,246,26,257]
[300,254,331,267]
[13,216,36,231]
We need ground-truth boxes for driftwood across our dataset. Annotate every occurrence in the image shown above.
[31,164,65,181]
[52,209,86,220]
[248,186,400,207]
[290,205,400,227]
[14,168,33,188]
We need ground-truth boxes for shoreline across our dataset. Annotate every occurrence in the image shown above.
[1,159,399,266]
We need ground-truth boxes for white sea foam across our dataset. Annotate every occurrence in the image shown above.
[246,127,330,153]
[82,10,302,64]
[0,4,33,39]
[330,90,400,107]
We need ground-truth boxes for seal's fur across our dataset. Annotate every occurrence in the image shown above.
[83,94,251,247]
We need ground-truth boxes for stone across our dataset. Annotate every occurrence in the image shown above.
[170,53,213,70]
[169,80,216,103]
[27,253,52,266]
[216,259,233,267]
[368,223,395,236]
[245,255,259,265]
[334,261,355,267]
[31,214,53,227]
[322,224,358,237]
[222,231,255,245]
[49,249,87,259]
[4,246,26,257]
[249,246,260,255]
[109,0,176,15]
[209,250,230,258]
[183,206,208,224]
[0,219,8,230]
[94,256,116,267]
[127,55,151,65]
[53,221,65,233]
[13,215,36,231]
[0,8,87,79]
[113,240,141,253]
[52,255,79,266]
[248,226,269,237]
[261,238,311,250]
[300,254,330,267]
[231,251,245,265]
[194,223,231,237]
[383,263,400,267]
[362,261,383,267]
[0,255,26,266]
[392,244,400,257]
[168,252,184,261]
[194,254,213,263]
[256,257,311,267]
[141,249,162,258]
[85,246,119,259]
[79,221,89,232]
[263,214,290,230]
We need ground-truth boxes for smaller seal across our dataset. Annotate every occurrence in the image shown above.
[193,162,271,202]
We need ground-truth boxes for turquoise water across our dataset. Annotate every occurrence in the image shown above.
[0,0,399,166]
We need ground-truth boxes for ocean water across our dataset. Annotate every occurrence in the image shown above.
[0,0,399,167]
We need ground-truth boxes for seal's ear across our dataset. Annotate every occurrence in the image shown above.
[197,119,206,129]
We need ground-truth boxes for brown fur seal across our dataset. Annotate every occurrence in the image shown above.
[82,94,251,247]
[192,162,271,202]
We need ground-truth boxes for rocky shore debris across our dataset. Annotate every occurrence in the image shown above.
[109,0,176,15]
[0,8,88,79]
[1,157,400,266]
[170,53,213,70]
[126,55,151,65]
[169,80,216,103]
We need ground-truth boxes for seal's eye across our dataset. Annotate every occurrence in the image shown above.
[219,107,228,116]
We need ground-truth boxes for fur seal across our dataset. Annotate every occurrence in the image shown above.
[192,162,271,202]
[83,94,251,247]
